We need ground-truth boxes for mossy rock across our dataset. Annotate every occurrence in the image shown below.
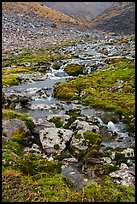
[86,149,99,158]
[52,61,61,70]
[53,82,76,100]
[83,131,102,145]
[2,109,35,132]
[2,75,21,86]
[2,66,32,75]
[10,127,32,147]
[94,164,118,177]
[64,63,85,76]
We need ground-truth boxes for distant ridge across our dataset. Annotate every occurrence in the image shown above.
[92,2,135,35]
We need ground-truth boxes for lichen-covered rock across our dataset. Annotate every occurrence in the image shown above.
[2,119,30,139]
[70,119,99,133]
[122,148,134,158]
[64,63,85,76]
[39,128,73,155]
[109,169,135,186]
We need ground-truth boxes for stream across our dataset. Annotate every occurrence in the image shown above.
[3,33,135,189]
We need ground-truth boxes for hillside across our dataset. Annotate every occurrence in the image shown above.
[2,2,88,51]
[93,2,135,35]
[2,2,79,24]
[41,2,114,23]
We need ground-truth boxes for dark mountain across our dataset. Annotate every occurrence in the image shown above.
[93,2,135,35]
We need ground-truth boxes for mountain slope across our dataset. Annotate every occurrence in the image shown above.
[2,2,80,25]
[2,2,88,50]
[93,2,135,35]
[41,2,114,23]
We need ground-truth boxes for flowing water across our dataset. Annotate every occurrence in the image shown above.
[3,33,135,189]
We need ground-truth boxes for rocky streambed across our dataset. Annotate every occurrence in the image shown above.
[2,32,135,190]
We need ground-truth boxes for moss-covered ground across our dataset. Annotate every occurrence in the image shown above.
[54,57,135,131]
[2,44,73,86]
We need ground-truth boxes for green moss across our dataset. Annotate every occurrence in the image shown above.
[18,114,35,132]
[94,164,118,176]
[2,170,71,202]
[64,63,85,76]
[2,47,73,70]
[11,127,30,144]
[2,75,21,86]
[87,149,99,158]
[81,175,135,202]
[75,133,82,140]
[92,144,99,150]
[52,61,61,70]
[3,170,134,202]
[2,66,32,75]
[2,109,20,120]
[49,117,63,128]
[16,153,62,176]
[115,152,128,165]
[54,82,77,100]
[83,131,102,145]
[54,144,60,150]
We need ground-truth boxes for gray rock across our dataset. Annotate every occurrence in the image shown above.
[120,163,129,170]
[47,114,70,122]
[5,92,30,104]
[109,169,135,186]
[33,118,55,128]
[86,115,104,126]
[122,148,134,158]
[39,128,73,155]
[102,157,112,164]
[2,119,30,139]
[70,119,99,133]
[28,103,50,110]
[63,157,78,163]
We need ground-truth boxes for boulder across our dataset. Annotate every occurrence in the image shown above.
[2,119,30,139]
[39,128,73,155]
[109,169,135,186]
[70,119,99,133]
[47,114,70,122]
